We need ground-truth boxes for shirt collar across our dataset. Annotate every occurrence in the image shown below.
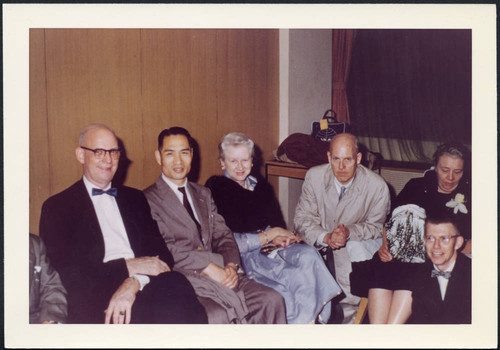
[161,173,188,192]
[333,175,355,194]
[433,258,457,273]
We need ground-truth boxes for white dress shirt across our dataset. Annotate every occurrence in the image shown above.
[83,176,149,290]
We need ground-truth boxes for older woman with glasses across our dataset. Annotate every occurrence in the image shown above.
[367,141,471,324]
[205,132,341,324]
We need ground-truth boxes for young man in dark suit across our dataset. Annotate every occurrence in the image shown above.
[39,124,207,324]
[409,215,471,324]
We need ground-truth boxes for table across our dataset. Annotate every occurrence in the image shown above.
[265,160,309,180]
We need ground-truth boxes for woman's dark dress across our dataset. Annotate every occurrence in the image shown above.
[394,170,471,240]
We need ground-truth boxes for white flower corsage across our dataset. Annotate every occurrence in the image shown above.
[446,193,468,214]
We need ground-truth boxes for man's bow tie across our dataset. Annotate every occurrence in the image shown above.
[431,269,451,279]
[92,187,118,197]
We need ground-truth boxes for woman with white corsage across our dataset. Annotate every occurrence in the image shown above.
[367,142,471,324]
[393,142,471,255]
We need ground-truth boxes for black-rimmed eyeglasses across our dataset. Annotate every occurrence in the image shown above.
[81,146,121,160]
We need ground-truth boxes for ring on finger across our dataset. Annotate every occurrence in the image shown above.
[119,311,125,316]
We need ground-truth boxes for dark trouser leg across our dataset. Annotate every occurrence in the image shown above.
[132,271,208,324]
[237,277,287,324]
[325,248,344,324]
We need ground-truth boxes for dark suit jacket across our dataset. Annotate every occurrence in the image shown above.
[39,179,174,323]
[409,253,471,324]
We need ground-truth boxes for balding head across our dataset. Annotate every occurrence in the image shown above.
[75,124,120,189]
[79,123,117,147]
[329,133,359,154]
[327,133,362,185]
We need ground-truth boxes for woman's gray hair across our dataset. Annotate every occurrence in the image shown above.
[218,132,255,160]
[432,142,469,166]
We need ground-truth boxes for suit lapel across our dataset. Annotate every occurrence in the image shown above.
[322,167,340,229]
[422,261,445,307]
[114,186,141,254]
[155,177,201,239]
[73,180,107,260]
[442,255,466,305]
[187,182,209,235]
[323,167,339,217]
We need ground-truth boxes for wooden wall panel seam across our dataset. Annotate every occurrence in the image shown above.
[42,29,52,195]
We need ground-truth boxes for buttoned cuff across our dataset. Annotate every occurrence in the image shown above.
[131,274,150,291]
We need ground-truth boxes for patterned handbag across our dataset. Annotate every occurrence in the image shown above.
[311,109,349,141]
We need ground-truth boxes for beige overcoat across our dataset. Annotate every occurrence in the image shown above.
[294,163,390,308]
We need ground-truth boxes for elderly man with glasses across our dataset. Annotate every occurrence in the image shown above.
[407,214,471,324]
[39,124,207,324]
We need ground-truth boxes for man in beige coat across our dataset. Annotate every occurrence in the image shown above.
[294,133,390,323]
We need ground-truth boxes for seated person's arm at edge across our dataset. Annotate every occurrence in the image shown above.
[30,234,68,324]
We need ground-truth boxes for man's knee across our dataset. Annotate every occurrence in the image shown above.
[259,287,286,323]
[266,287,286,310]
[153,271,195,295]
[140,272,207,323]
[197,297,230,324]
[242,278,286,323]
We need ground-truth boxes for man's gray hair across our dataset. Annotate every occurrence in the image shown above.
[218,132,255,160]
[78,124,117,146]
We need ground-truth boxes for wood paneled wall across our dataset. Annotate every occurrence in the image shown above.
[29,29,279,234]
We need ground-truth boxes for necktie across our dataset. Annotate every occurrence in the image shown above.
[431,269,451,279]
[178,187,203,241]
[92,187,118,197]
[339,186,346,200]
